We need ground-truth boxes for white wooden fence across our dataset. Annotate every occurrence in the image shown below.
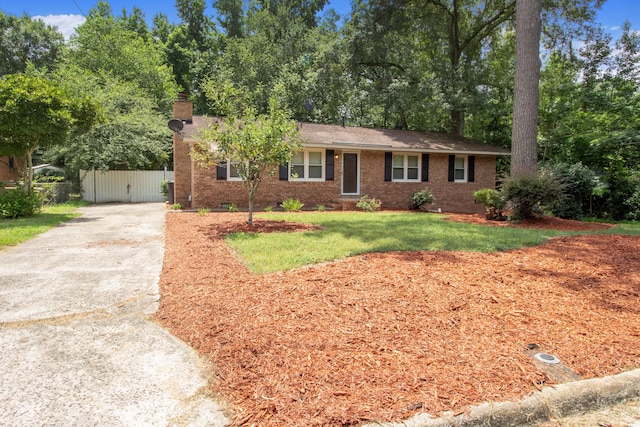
[81,169,174,203]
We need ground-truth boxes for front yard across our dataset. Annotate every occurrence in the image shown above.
[156,211,640,426]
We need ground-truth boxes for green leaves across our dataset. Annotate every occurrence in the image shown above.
[0,72,101,188]
[195,84,302,224]
[0,11,65,77]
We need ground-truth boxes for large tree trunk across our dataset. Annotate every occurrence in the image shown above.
[510,0,542,178]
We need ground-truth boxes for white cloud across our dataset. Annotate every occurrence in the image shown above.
[34,14,86,40]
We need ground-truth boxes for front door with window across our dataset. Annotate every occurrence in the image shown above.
[342,152,359,194]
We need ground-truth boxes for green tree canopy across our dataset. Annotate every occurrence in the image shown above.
[0,11,65,76]
[68,1,178,111]
[44,69,172,177]
[193,86,302,225]
[0,72,102,188]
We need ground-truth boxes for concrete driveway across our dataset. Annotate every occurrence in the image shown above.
[0,203,229,426]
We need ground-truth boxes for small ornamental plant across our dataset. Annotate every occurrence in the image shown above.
[281,198,304,212]
[356,195,381,212]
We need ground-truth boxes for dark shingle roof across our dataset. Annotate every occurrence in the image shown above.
[181,117,510,156]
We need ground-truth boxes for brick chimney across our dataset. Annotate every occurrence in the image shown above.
[172,92,193,208]
[172,92,192,122]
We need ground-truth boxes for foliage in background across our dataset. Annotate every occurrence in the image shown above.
[0,72,102,189]
[538,22,640,220]
[540,162,598,219]
[0,11,65,76]
[68,1,179,111]
[44,72,172,176]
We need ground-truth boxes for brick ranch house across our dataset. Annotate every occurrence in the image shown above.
[171,97,510,213]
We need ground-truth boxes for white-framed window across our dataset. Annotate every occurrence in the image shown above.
[454,156,467,182]
[290,149,325,181]
[392,153,420,181]
[228,160,242,181]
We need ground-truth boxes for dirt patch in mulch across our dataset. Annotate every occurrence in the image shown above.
[156,212,639,426]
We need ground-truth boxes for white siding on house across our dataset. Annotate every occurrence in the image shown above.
[81,170,174,203]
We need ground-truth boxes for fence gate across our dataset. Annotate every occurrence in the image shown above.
[81,169,174,203]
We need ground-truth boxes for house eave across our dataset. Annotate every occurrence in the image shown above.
[303,142,511,156]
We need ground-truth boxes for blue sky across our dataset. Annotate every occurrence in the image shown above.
[0,0,637,39]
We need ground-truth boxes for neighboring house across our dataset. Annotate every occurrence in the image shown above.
[172,97,510,213]
[0,156,19,183]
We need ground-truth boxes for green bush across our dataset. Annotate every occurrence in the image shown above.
[264,205,273,212]
[409,188,435,210]
[0,189,43,218]
[33,175,65,183]
[356,195,381,212]
[281,198,304,212]
[160,180,169,198]
[624,187,640,221]
[316,204,326,211]
[501,174,566,220]
[171,203,183,210]
[198,207,211,216]
[541,162,597,219]
[473,188,506,220]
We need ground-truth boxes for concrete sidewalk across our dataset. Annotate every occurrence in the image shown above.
[0,203,229,426]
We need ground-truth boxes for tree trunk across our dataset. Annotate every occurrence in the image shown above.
[451,109,464,136]
[247,189,254,225]
[24,148,36,191]
[511,0,542,178]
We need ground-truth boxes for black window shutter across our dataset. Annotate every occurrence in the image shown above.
[217,164,227,180]
[326,150,335,181]
[448,155,455,182]
[468,156,475,182]
[279,163,289,180]
[384,152,392,181]
[421,153,429,182]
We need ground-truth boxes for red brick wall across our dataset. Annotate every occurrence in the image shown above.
[0,156,20,182]
[189,150,497,213]
[172,100,193,207]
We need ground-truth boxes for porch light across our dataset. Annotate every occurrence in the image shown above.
[335,153,339,159]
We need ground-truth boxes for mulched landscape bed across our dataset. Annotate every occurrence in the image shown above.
[156,212,639,426]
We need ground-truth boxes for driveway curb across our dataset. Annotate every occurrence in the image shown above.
[373,368,640,426]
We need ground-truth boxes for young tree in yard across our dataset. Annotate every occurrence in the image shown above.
[0,73,102,189]
[511,0,543,178]
[192,93,302,225]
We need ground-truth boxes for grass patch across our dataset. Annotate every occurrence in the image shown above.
[225,212,584,273]
[0,201,89,249]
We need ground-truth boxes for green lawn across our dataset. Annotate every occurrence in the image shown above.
[225,211,640,273]
[0,201,89,249]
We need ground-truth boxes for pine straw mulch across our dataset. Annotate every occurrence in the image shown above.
[155,212,640,426]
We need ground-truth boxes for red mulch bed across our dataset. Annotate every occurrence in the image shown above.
[156,212,639,426]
